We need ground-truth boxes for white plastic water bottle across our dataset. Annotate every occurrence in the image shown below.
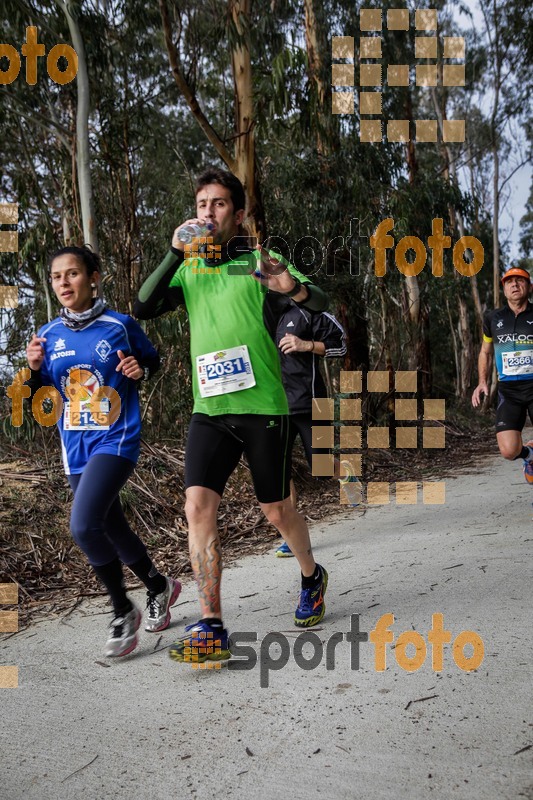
[177,222,214,243]
[339,460,363,506]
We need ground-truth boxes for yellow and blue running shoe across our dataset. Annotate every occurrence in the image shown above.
[294,565,328,628]
[168,621,231,664]
[524,460,533,485]
[275,541,294,557]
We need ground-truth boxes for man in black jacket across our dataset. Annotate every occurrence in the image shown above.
[274,299,347,556]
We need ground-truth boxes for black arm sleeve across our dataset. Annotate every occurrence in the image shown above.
[141,352,161,381]
[295,282,329,313]
[24,369,44,399]
[133,249,186,320]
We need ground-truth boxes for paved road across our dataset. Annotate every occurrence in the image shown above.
[1,453,532,800]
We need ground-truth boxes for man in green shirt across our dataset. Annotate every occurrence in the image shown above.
[134,167,329,664]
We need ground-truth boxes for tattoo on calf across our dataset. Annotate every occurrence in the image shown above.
[191,538,223,614]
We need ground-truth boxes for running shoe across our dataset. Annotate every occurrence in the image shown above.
[105,605,142,657]
[168,621,231,664]
[294,565,328,628]
[275,541,294,558]
[524,460,533,485]
[145,577,182,632]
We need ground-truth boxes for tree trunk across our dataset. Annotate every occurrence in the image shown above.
[416,304,432,396]
[456,296,473,397]
[403,92,430,384]
[159,0,264,237]
[338,300,369,372]
[122,92,140,309]
[431,87,483,330]
[486,0,502,307]
[58,0,99,253]
[446,298,461,393]
[493,139,500,306]
[303,0,338,157]
[229,0,264,239]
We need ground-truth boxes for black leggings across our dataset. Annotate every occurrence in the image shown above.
[68,454,147,567]
[288,413,330,469]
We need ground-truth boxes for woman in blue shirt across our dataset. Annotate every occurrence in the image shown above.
[26,246,180,657]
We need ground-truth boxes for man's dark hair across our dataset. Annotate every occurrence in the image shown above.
[195,167,246,213]
[48,245,102,276]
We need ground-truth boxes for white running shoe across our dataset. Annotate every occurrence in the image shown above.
[105,605,142,657]
[145,577,182,632]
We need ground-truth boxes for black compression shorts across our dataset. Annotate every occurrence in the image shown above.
[185,413,291,504]
[496,381,533,432]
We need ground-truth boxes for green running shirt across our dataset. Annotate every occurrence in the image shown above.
[168,250,311,416]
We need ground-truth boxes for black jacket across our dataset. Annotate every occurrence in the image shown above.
[275,302,346,414]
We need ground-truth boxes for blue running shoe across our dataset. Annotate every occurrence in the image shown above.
[275,541,294,558]
[168,621,231,664]
[294,565,328,628]
[524,460,533,485]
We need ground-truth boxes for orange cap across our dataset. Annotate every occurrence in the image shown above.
[501,267,531,283]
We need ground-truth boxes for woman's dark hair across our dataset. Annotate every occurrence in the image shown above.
[48,245,102,276]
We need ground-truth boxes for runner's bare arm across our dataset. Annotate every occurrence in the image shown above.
[472,341,493,407]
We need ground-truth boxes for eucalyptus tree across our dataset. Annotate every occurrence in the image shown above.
[476,0,532,306]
